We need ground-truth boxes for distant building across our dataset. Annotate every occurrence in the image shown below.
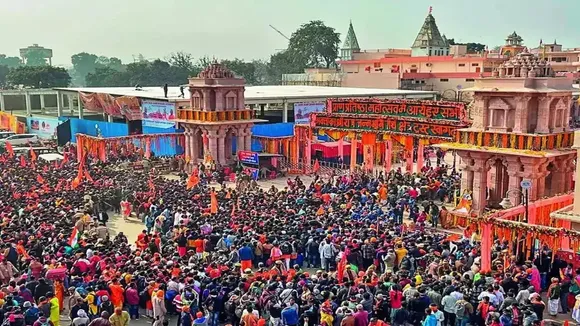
[19,44,53,66]
[282,10,580,100]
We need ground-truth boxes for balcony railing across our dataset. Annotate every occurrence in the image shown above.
[176,109,255,122]
[456,130,574,151]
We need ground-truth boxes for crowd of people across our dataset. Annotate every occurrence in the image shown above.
[0,144,577,326]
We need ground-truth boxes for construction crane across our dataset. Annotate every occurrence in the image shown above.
[269,24,290,41]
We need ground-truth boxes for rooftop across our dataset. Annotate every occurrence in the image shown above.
[54,85,437,104]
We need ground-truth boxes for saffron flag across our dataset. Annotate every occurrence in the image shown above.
[313,159,320,172]
[19,155,26,167]
[84,170,94,183]
[72,177,81,189]
[5,143,13,158]
[186,172,199,190]
[30,148,37,161]
[69,227,80,248]
[210,191,218,214]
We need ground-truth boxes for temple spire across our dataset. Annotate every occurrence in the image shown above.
[340,21,360,60]
[411,9,449,56]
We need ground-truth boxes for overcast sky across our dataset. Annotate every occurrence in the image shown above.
[1,0,578,67]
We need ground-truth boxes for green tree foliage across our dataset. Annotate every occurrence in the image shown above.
[85,67,130,87]
[7,66,71,88]
[220,58,258,85]
[0,65,10,88]
[446,38,486,53]
[266,50,307,84]
[288,20,340,68]
[71,52,126,86]
[0,55,22,68]
[23,49,49,66]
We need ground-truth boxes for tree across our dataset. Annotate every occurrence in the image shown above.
[0,65,10,88]
[267,50,307,84]
[86,67,129,87]
[0,55,21,68]
[220,59,259,85]
[446,38,486,53]
[71,52,98,85]
[287,20,340,68]
[169,52,195,72]
[23,49,49,66]
[7,66,71,88]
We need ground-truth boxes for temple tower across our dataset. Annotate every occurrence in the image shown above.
[340,21,360,61]
[175,62,263,170]
[411,8,449,57]
[440,50,577,214]
[500,31,526,57]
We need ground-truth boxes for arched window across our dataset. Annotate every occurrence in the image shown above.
[192,91,203,109]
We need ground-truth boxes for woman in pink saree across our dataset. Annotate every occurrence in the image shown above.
[528,266,541,293]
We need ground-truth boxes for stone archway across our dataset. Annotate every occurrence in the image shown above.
[486,155,509,207]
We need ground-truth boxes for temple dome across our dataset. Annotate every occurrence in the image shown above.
[198,61,235,79]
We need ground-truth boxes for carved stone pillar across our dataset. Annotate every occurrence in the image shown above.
[184,130,192,161]
[513,96,531,133]
[520,157,542,201]
[550,157,566,195]
[471,153,490,213]
[244,127,252,152]
[505,157,523,206]
[457,151,474,193]
[237,90,245,109]
[226,134,233,161]
[215,89,223,111]
[236,129,245,153]
[190,130,198,162]
[536,96,551,133]
[202,89,211,111]
[208,136,218,163]
[218,134,226,165]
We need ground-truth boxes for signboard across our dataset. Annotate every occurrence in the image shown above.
[294,102,326,124]
[238,150,259,165]
[141,101,176,128]
[520,180,532,190]
[327,98,466,122]
[27,117,59,139]
[311,114,458,139]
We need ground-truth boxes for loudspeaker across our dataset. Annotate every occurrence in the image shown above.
[56,119,71,146]
[127,120,143,135]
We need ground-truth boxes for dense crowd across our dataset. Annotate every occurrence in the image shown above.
[0,146,576,326]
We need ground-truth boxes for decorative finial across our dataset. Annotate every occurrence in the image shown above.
[429,6,432,14]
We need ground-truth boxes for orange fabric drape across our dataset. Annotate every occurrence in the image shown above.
[481,223,492,272]
[361,133,377,146]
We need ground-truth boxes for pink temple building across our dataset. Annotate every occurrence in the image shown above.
[441,50,577,214]
[174,62,265,171]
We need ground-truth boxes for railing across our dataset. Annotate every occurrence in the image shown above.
[176,109,255,122]
[457,130,574,151]
[282,158,350,176]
